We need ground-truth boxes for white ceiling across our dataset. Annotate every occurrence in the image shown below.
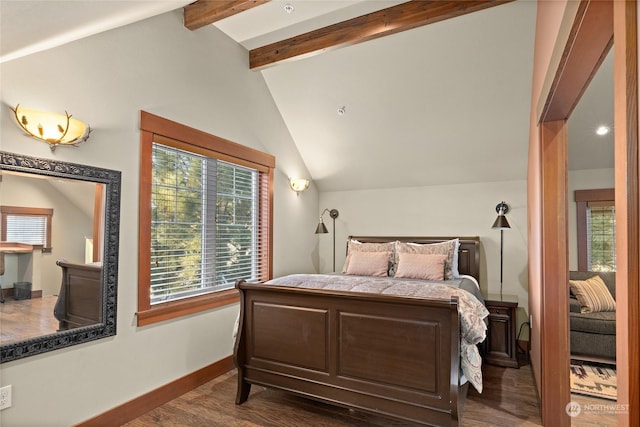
[0,0,613,192]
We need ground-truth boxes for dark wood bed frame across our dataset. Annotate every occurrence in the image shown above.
[54,260,103,330]
[234,236,480,427]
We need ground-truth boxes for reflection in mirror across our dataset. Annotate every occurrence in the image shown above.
[0,151,120,363]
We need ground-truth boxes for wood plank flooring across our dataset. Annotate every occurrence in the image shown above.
[124,362,619,427]
[125,364,543,427]
[0,295,58,344]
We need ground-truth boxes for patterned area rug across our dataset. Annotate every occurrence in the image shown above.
[570,361,617,401]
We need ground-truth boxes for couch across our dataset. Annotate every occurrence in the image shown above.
[569,271,616,362]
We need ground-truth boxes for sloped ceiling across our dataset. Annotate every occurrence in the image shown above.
[0,0,613,193]
[256,1,537,191]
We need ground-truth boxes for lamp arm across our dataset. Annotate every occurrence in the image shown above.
[319,208,331,221]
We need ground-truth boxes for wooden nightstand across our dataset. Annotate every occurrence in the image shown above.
[484,294,519,368]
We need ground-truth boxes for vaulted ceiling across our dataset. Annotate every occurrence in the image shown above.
[0,0,613,192]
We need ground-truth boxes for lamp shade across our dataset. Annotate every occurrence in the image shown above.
[289,177,310,194]
[315,221,328,234]
[11,104,91,151]
[492,215,511,229]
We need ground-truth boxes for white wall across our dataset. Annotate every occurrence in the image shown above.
[567,168,615,270]
[0,10,317,426]
[319,179,530,338]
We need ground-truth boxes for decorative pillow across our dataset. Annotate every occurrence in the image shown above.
[451,238,461,278]
[345,251,391,277]
[395,239,457,280]
[569,275,616,313]
[394,253,447,280]
[342,240,395,274]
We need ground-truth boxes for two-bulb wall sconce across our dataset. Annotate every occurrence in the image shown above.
[11,104,91,152]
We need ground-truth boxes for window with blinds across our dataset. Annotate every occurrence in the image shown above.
[575,189,615,272]
[1,206,53,251]
[6,215,47,245]
[150,143,266,304]
[586,202,616,272]
[138,111,274,326]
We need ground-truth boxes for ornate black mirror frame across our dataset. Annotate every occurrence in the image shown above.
[0,151,121,363]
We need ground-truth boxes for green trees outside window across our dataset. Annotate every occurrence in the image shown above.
[150,144,258,304]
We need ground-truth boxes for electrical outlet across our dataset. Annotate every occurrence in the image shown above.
[0,385,12,410]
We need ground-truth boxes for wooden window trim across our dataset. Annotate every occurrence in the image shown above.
[0,205,53,253]
[575,188,614,271]
[137,111,274,327]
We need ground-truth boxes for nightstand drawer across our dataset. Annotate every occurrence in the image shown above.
[489,307,510,316]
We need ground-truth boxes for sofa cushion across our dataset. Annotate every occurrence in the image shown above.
[569,275,616,313]
[569,297,582,313]
[569,311,616,335]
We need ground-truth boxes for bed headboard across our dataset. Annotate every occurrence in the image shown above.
[347,236,480,282]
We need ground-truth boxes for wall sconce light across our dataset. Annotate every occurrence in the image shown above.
[11,104,91,152]
[315,208,339,272]
[491,201,511,298]
[289,177,310,195]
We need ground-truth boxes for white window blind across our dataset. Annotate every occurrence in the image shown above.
[150,143,264,304]
[6,215,47,246]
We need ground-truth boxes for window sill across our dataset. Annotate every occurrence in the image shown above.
[136,288,239,327]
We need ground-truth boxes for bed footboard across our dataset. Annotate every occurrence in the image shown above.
[234,280,464,427]
[54,260,102,330]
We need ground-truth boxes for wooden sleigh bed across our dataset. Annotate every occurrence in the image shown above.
[54,260,103,330]
[233,236,483,427]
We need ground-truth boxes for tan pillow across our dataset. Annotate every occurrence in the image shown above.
[345,251,391,277]
[569,275,616,313]
[342,240,395,274]
[395,240,457,280]
[394,253,447,280]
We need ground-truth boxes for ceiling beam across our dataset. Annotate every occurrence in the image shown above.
[250,0,513,70]
[184,0,270,31]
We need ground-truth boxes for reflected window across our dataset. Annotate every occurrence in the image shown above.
[1,206,53,252]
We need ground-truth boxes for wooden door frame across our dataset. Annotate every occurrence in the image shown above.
[613,2,640,425]
[535,0,639,425]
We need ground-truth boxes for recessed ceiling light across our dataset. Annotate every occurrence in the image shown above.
[337,106,346,116]
[596,125,610,136]
[284,3,294,13]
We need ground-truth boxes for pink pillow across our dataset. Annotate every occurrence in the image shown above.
[345,251,391,277]
[394,253,447,280]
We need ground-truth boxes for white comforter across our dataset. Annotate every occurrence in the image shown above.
[264,273,490,393]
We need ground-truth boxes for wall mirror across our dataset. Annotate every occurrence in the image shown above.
[0,151,121,363]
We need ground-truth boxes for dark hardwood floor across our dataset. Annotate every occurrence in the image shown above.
[126,363,545,427]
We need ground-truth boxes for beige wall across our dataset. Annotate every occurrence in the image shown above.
[0,10,318,426]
